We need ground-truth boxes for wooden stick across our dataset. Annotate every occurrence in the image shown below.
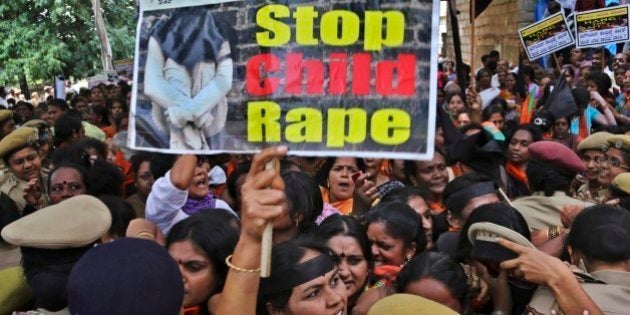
[601,47,605,70]
[498,187,515,208]
[552,52,562,74]
[471,0,476,73]
[260,159,279,278]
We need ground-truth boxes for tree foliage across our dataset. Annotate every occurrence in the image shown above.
[0,0,136,85]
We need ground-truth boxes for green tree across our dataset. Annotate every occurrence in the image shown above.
[0,0,136,86]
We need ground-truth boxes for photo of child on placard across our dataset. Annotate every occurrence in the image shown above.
[143,7,232,150]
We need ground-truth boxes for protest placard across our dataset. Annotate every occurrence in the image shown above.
[114,59,134,80]
[575,5,630,48]
[128,0,439,160]
[519,12,574,60]
[87,73,115,89]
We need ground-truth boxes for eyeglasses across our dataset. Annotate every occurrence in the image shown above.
[614,58,626,62]
[606,158,630,169]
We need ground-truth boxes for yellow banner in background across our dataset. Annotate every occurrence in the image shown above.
[522,14,563,37]
[577,7,628,22]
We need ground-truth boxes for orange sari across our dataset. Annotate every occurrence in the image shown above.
[320,187,353,215]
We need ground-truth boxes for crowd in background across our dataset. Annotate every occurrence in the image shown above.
[0,22,629,315]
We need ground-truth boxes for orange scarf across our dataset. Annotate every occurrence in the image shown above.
[506,161,528,186]
[519,95,535,124]
[101,125,117,139]
[115,151,133,197]
[373,265,402,287]
[427,200,445,214]
[321,186,353,215]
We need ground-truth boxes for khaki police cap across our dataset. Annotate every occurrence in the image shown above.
[1,195,111,249]
[21,119,48,130]
[0,110,12,124]
[612,173,630,195]
[607,135,630,152]
[368,294,459,315]
[0,127,38,158]
[577,132,612,152]
[467,222,536,249]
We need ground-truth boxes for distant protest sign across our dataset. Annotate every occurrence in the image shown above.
[114,59,134,80]
[519,12,574,60]
[129,0,439,160]
[575,5,630,48]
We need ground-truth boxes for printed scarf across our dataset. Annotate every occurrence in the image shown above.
[182,193,217,215]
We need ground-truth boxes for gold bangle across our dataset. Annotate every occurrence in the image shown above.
[547,226,563,240]
[135,231,155,239]
[225,255,261,273]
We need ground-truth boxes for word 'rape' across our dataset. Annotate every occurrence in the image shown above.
[246,4,416,148]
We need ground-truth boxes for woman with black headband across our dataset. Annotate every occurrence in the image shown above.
[214,146,348,315]
[258,240,347,314]
[315,215,372,311]
[437,173,500,257]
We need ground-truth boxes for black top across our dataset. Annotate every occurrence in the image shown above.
[152,7,225,71]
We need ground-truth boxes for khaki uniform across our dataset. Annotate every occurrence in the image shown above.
[512,191,593,230]
[576,182,610,204]
[0,267,33,315]
[0,243,20,271]
[528,270,630,314]
[1,195,110,315]
[0,171,48,213]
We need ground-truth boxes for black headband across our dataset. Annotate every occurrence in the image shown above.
[260,252,336,295]
[445,181,496,214]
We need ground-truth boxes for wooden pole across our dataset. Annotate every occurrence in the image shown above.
[260,159,279,278]
[552,52,562,74]
[471,0,476,75]
[448,0,467,90]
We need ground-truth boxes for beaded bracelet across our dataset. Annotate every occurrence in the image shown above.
[225,255,261,273]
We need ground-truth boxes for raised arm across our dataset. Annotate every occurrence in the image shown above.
[170,155,197,190]
[590,91,617,126]
[145,155,197,234]
[214,146,288,315]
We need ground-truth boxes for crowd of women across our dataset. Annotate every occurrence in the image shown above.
[0,44,629,315]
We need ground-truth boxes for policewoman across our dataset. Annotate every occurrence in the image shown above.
[0,127,49,212]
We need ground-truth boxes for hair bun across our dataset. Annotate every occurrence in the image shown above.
[587,225,630,262]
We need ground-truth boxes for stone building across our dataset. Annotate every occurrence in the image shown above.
[444,0,536,68]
